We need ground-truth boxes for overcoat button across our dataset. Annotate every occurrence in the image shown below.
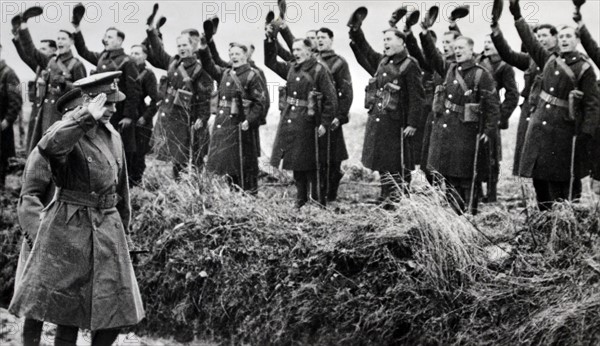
[287,119,292,123]
[526,117,530,121]
[554,71,559,75]
[291,106,296,111]
[443,124,447,128]
[219,110,224,114]
[375,118,380,122]
[102,65,106,69]
[377,103,382,107]
[296,77,300,81]
[448,94,453,99]
[87,157,93,162]
[293,91,297,95]
[549,87,554,92]
[542,121,547,125]
[383,73,387,77]
[217,125,221,128]
[445,109,450,114]
[453,80,458,84]
[545,104,551,109]
[222,96,226,100]
[226,82,231,86]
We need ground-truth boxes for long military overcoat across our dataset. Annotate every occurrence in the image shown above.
[264,39,338,171]
[146,29,213,166]
[515,18,599,181]
[199,48,267,176]
[351,29,425,173]
[9,107,145,330]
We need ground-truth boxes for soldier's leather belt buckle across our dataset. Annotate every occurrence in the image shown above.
[444,99,465,113]
[286,97,308,107]
[56,188,120,209]
[540,90,568,108]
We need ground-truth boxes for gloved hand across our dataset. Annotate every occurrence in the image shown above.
[509,0,522,20]
[147,3,159,26]
[499,118,509,130]
[573,11,582,23]
[72,3,85,26]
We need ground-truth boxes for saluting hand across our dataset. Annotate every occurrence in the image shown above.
[403,126,417,137]
[87,93,108,120]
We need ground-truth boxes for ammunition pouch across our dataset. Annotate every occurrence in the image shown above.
[158,75,168,99]
[432,84,446,115]
[242,98,252,117]
[307,90,323,117]
[27,81,37,103]
[278,85,287,111]
[462,103,481,123]
[173,89,193,109]
[528,74,543,108]
[364,78,378,109]
[381,82,400,112]
[568,89,584,122]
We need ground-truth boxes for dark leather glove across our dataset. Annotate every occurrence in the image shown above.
[573,11,582,23]
[203,19,214,42]
[72,3,85,26]
[509,0,522,20]
[147,3,159,26]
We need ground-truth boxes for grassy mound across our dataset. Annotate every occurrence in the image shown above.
[128,167,600,345]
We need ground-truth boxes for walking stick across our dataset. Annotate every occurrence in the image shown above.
[400,126,406,194]
[314,127,322,203]
[569,135,576,201]
[469,119,484,214]
[239,123,245,191]
[326,128,331,199]
[188,112,194,173]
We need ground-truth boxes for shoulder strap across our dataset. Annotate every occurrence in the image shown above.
[116,56,131,70]
[54,57,72,77]
[454,66,470,93]
[330,57,344,75]
[229,68,257,99]
[398,57,413,76]
[137,69,148,82]
[555,56,591,91]
[473,68,483,90]
[177,61,202,90]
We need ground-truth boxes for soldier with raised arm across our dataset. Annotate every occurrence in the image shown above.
[199,42,268,193]
[509,0,599,209]
[349,25,425,206]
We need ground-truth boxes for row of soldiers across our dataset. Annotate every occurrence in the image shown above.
[1,1,599,213]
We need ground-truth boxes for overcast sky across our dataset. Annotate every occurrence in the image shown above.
[1,0,599,113]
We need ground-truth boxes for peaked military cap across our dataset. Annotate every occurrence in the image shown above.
[73,71,126,103]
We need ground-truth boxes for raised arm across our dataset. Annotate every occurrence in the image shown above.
[208,39,231,68]
[349,28,383,71]
[73,30,101,66]
[498,65,520,129]
[197,46,224,82]
[12,37,38,72]
[37,107,96,172]
[491,26,531,71]
[514,18,550,68]
[18,27,51,69]
[146,28,173,70]
[276,40,294,62]
[578,23,600,67]
[264,39,290,80]
[279,24,296,53]
[405,31,432,73]
[420,30,448,76]
[349,40,376,77]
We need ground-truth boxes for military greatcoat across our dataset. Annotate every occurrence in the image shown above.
[9,107,144,330]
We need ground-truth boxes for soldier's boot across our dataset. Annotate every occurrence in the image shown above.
[487,180,498,203]
[327,165,343,202]
[55,325,79,346]
[22,318,43,346]
[294,171,309,208]
[244,173,259,196]
[91,329,120,346]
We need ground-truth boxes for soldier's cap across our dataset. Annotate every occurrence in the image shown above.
[73,71,126,103]
[382,28,406,40]
[55,88,83,114]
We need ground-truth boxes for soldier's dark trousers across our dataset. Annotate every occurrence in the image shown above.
[532,178,582,211]
[321,161,343,201]
[227,173,259,195]
[129,125,153,186]
[54,325,120,346]
[379,170,412,201]
[294,170,326,207]
[22,318,43,346]
[446,176,480,215]
[0,157,8,188]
